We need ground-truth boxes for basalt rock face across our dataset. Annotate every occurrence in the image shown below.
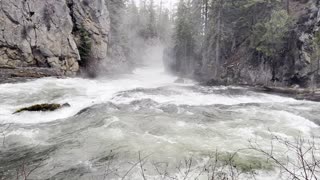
[0,0,126,81]
[0,0,80,77]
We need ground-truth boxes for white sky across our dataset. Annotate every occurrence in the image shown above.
[134,0,177,9]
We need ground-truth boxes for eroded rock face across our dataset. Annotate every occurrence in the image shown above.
[0,0,122,79]
[67,0,111,77]
[0,0,80,75]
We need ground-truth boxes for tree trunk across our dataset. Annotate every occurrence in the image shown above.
[215,1,222,77]
[317,47,319,76]
[286,0,290,15]
[204,0,208,32]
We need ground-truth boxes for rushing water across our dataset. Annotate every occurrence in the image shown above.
[0,46,320,180]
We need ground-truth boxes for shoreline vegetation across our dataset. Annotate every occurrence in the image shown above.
[1,132,319,179]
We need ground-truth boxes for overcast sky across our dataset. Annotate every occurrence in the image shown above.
[134,0,177,9]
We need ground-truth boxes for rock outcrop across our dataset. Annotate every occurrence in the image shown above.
[222,0,320,88]
[14,103,70,114]
[0,0,80,76]
[67,0,111,77]
[0,0,127,81]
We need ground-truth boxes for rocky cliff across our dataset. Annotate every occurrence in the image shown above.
[0,0,127,81]
[220,0,320,88]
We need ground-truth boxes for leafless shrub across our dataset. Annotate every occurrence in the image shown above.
[249,134,320,180]
[108,135,319,180]
[0,123,11,148]
[4,134,318,180]
[119,152,152,180]
[149,150,256,180]
[102,150,118,180]
[15,160,43,180]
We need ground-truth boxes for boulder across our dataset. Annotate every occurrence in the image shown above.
[200,79,226,86]
[174,78,185,84]
[14,103,70,114]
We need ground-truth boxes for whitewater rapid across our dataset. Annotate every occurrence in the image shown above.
[0,67,302,125]
[0,45,320,179]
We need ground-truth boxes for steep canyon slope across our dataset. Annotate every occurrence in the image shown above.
[0,0,128,82]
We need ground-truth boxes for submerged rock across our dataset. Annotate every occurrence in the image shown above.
[200,79,226,86]
[254,86,320,102]
[174,78,185,83]
[14,103,70,114]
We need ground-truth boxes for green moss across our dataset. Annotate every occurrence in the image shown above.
[315,31,320,45]
[77,25,92,67]
[218,153,274,173]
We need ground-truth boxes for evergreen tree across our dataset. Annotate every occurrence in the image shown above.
[202,0,226,77]
[310,31,320,89]
[173,0,196,75]
[147,0,157,38]
[138,0,150,39]
[157,9,173,44]
[190,0,205,56]
[106,0,126,44]
[122,0,142,60]
[251,10,291,59]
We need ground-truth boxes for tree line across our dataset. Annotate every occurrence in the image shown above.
[170,0,320,86]
[107,0,173,66]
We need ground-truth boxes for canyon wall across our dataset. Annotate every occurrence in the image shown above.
[0,0,128,81]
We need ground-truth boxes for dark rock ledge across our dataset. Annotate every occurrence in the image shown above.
[253,86,320,102]
[0,67,64,84]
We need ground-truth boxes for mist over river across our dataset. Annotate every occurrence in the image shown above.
[1,45,320,180]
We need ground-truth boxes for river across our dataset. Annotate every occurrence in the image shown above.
[0,45,320,180]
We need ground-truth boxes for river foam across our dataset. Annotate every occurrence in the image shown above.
[0,44,320,180]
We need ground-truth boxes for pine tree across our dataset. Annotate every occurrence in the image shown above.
[147,0,157,38]
[252,10,291,59]
[202,0,226,77]
[138,0,149,39]
[190,0,205,55]
[311,31,320,90]
[157,8,173,44]
[173,0,196,75]
[106,0,126,44]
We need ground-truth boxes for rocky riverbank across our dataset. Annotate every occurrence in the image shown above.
[0,67,64,83]
[0,0,130,79]
[253,86,320,102]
